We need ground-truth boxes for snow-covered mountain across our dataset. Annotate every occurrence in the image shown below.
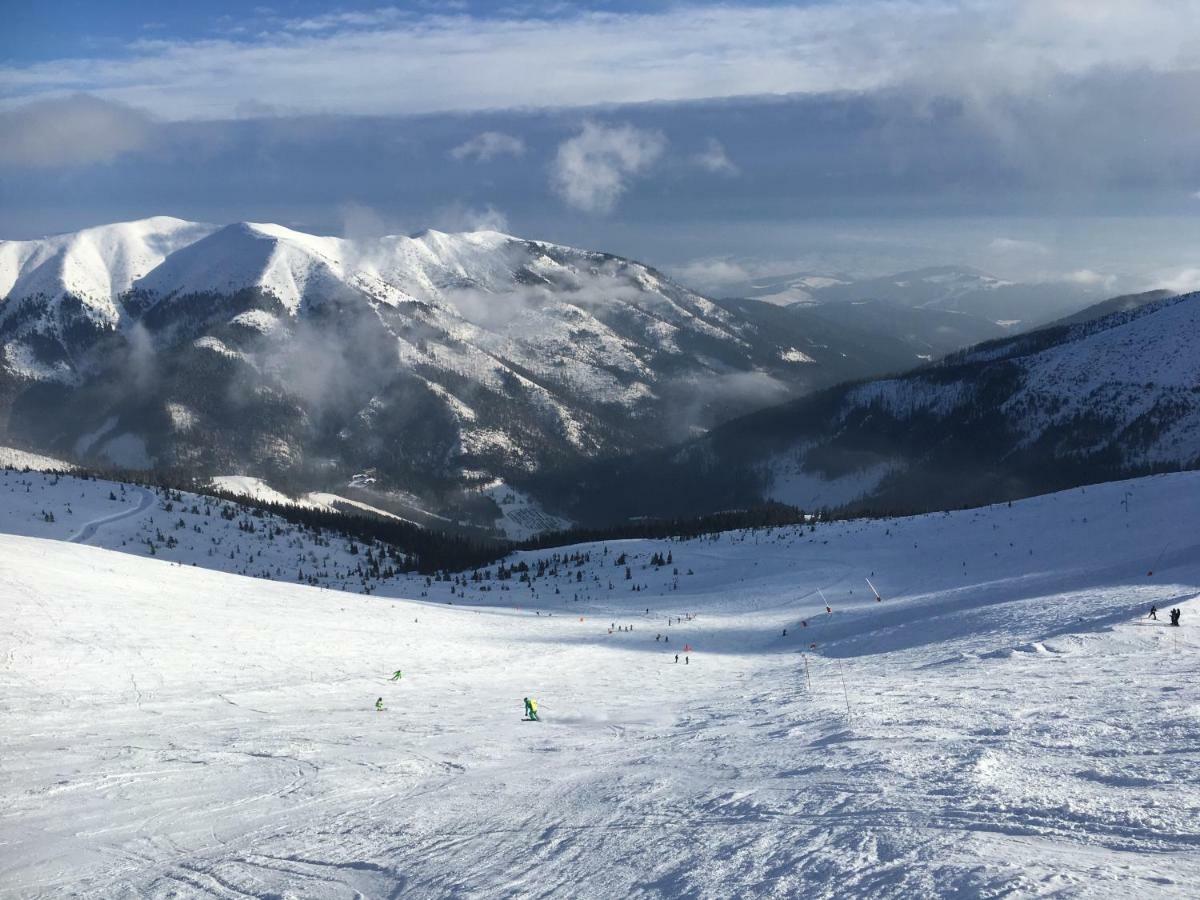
[0,218,930,528]
[0,217,216,321]
[550,290,1200,522]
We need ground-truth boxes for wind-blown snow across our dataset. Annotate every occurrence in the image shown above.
[1,468,1198,897]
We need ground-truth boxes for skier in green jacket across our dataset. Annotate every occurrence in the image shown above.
[375,697,385,711]
[524,697,539,721]
[390,670,403,681]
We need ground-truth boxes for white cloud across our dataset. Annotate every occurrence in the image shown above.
[670,258,750,290]
[450,131,526,162]
[988,237,1050,256]
[1152,268,1200,295]
[0,94,155,167]
[692,138,739,176]
[431,203,510,233]
[4,1,1198,120]
[282,8,412,33]
[551,122,666,214]
[1062,269,1116,289]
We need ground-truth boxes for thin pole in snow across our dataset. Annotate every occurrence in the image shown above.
[835,657,852,723]
[802,653,812,692]
[866,578,882,602]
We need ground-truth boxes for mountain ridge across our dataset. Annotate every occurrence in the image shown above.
[0,218,944,530]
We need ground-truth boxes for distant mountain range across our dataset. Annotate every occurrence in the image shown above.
[724,264,1117,327]
[0,217,1008,530]
[540,290,1200,523]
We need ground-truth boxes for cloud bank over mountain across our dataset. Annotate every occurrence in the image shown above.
[1,1,1197,284]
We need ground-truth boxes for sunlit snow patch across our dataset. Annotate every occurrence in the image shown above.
[478,480,570,539]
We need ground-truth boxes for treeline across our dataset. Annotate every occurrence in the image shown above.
[516,502,809,550]
[199,489,507,573]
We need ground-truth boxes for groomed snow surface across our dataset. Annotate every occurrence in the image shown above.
[2,470,1199,898]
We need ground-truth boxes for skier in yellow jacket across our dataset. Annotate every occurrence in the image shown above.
[524,697,539,721]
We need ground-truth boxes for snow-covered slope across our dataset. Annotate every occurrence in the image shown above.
[208,474,419,525]
[0,217,215,312]
[0,444,74,471]
[0,468,422,592]
[2,469,1198,897]
[778,293,1199,504]
[570,290,1200,523]
[131,221,353,312]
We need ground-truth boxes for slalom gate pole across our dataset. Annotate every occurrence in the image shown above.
[802,653,812,692]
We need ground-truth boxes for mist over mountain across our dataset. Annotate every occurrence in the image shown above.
[722,265,1117,327]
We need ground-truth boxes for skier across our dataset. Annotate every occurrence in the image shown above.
[685,655,689,665]
[390,669,403,681]
[1170,608,1181,626]
[524,697,539,721]
[782,628,788,637]
[1148,605,1158,621]
[674,654,679,663]
[375,697,385,711]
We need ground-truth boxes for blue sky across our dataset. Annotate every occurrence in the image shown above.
[2,1,1199,291]
[3,1,811,63]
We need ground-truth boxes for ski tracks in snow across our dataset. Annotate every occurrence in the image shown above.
[68,487,155,544]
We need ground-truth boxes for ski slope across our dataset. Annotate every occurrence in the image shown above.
[2,471,1199,897]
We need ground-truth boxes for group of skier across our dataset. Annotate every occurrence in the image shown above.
[1148,605,1183,626]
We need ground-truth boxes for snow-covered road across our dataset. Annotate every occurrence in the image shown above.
[2,473,1199,897]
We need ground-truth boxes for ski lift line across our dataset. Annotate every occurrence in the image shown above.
[1148,542,1172,576]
